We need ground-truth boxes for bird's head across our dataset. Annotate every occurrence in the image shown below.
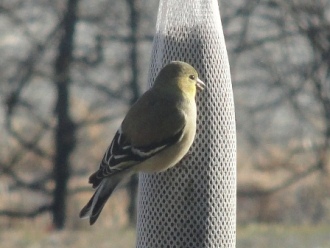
[154,61,205,99]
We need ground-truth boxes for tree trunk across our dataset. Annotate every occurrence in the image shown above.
[126,0,141,225]
[52,0,78,229]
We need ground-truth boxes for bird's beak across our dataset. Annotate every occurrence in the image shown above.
[196,78,206,91]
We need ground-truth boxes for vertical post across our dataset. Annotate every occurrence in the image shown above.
[136,0,236,247]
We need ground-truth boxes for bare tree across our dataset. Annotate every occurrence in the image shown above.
[52,0,79,229]
[126,0,142,225]
[0,0,154,229]
[223,0,330,222]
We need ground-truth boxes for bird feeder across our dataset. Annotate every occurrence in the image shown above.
[136,0,236,247]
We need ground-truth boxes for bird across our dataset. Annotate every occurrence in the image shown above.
[79,61,205,225]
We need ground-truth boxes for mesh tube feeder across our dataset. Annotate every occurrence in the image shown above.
[136,0,236,247]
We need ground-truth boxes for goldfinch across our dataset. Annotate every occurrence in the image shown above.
[79,61,205,225]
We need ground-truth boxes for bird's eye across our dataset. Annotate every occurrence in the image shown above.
[189,75,195,80]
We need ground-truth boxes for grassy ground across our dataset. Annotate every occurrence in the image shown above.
[237,224,330,248]
[1,223,330,247]
[0,225,136,248]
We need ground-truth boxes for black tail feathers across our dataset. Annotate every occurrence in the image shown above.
[79,174,123,225]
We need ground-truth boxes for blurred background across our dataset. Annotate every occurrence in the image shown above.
[0,0,329,247]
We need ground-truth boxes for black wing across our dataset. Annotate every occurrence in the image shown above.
[89,126,184,188]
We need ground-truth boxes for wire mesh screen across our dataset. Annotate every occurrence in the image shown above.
[136,0,236,247]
